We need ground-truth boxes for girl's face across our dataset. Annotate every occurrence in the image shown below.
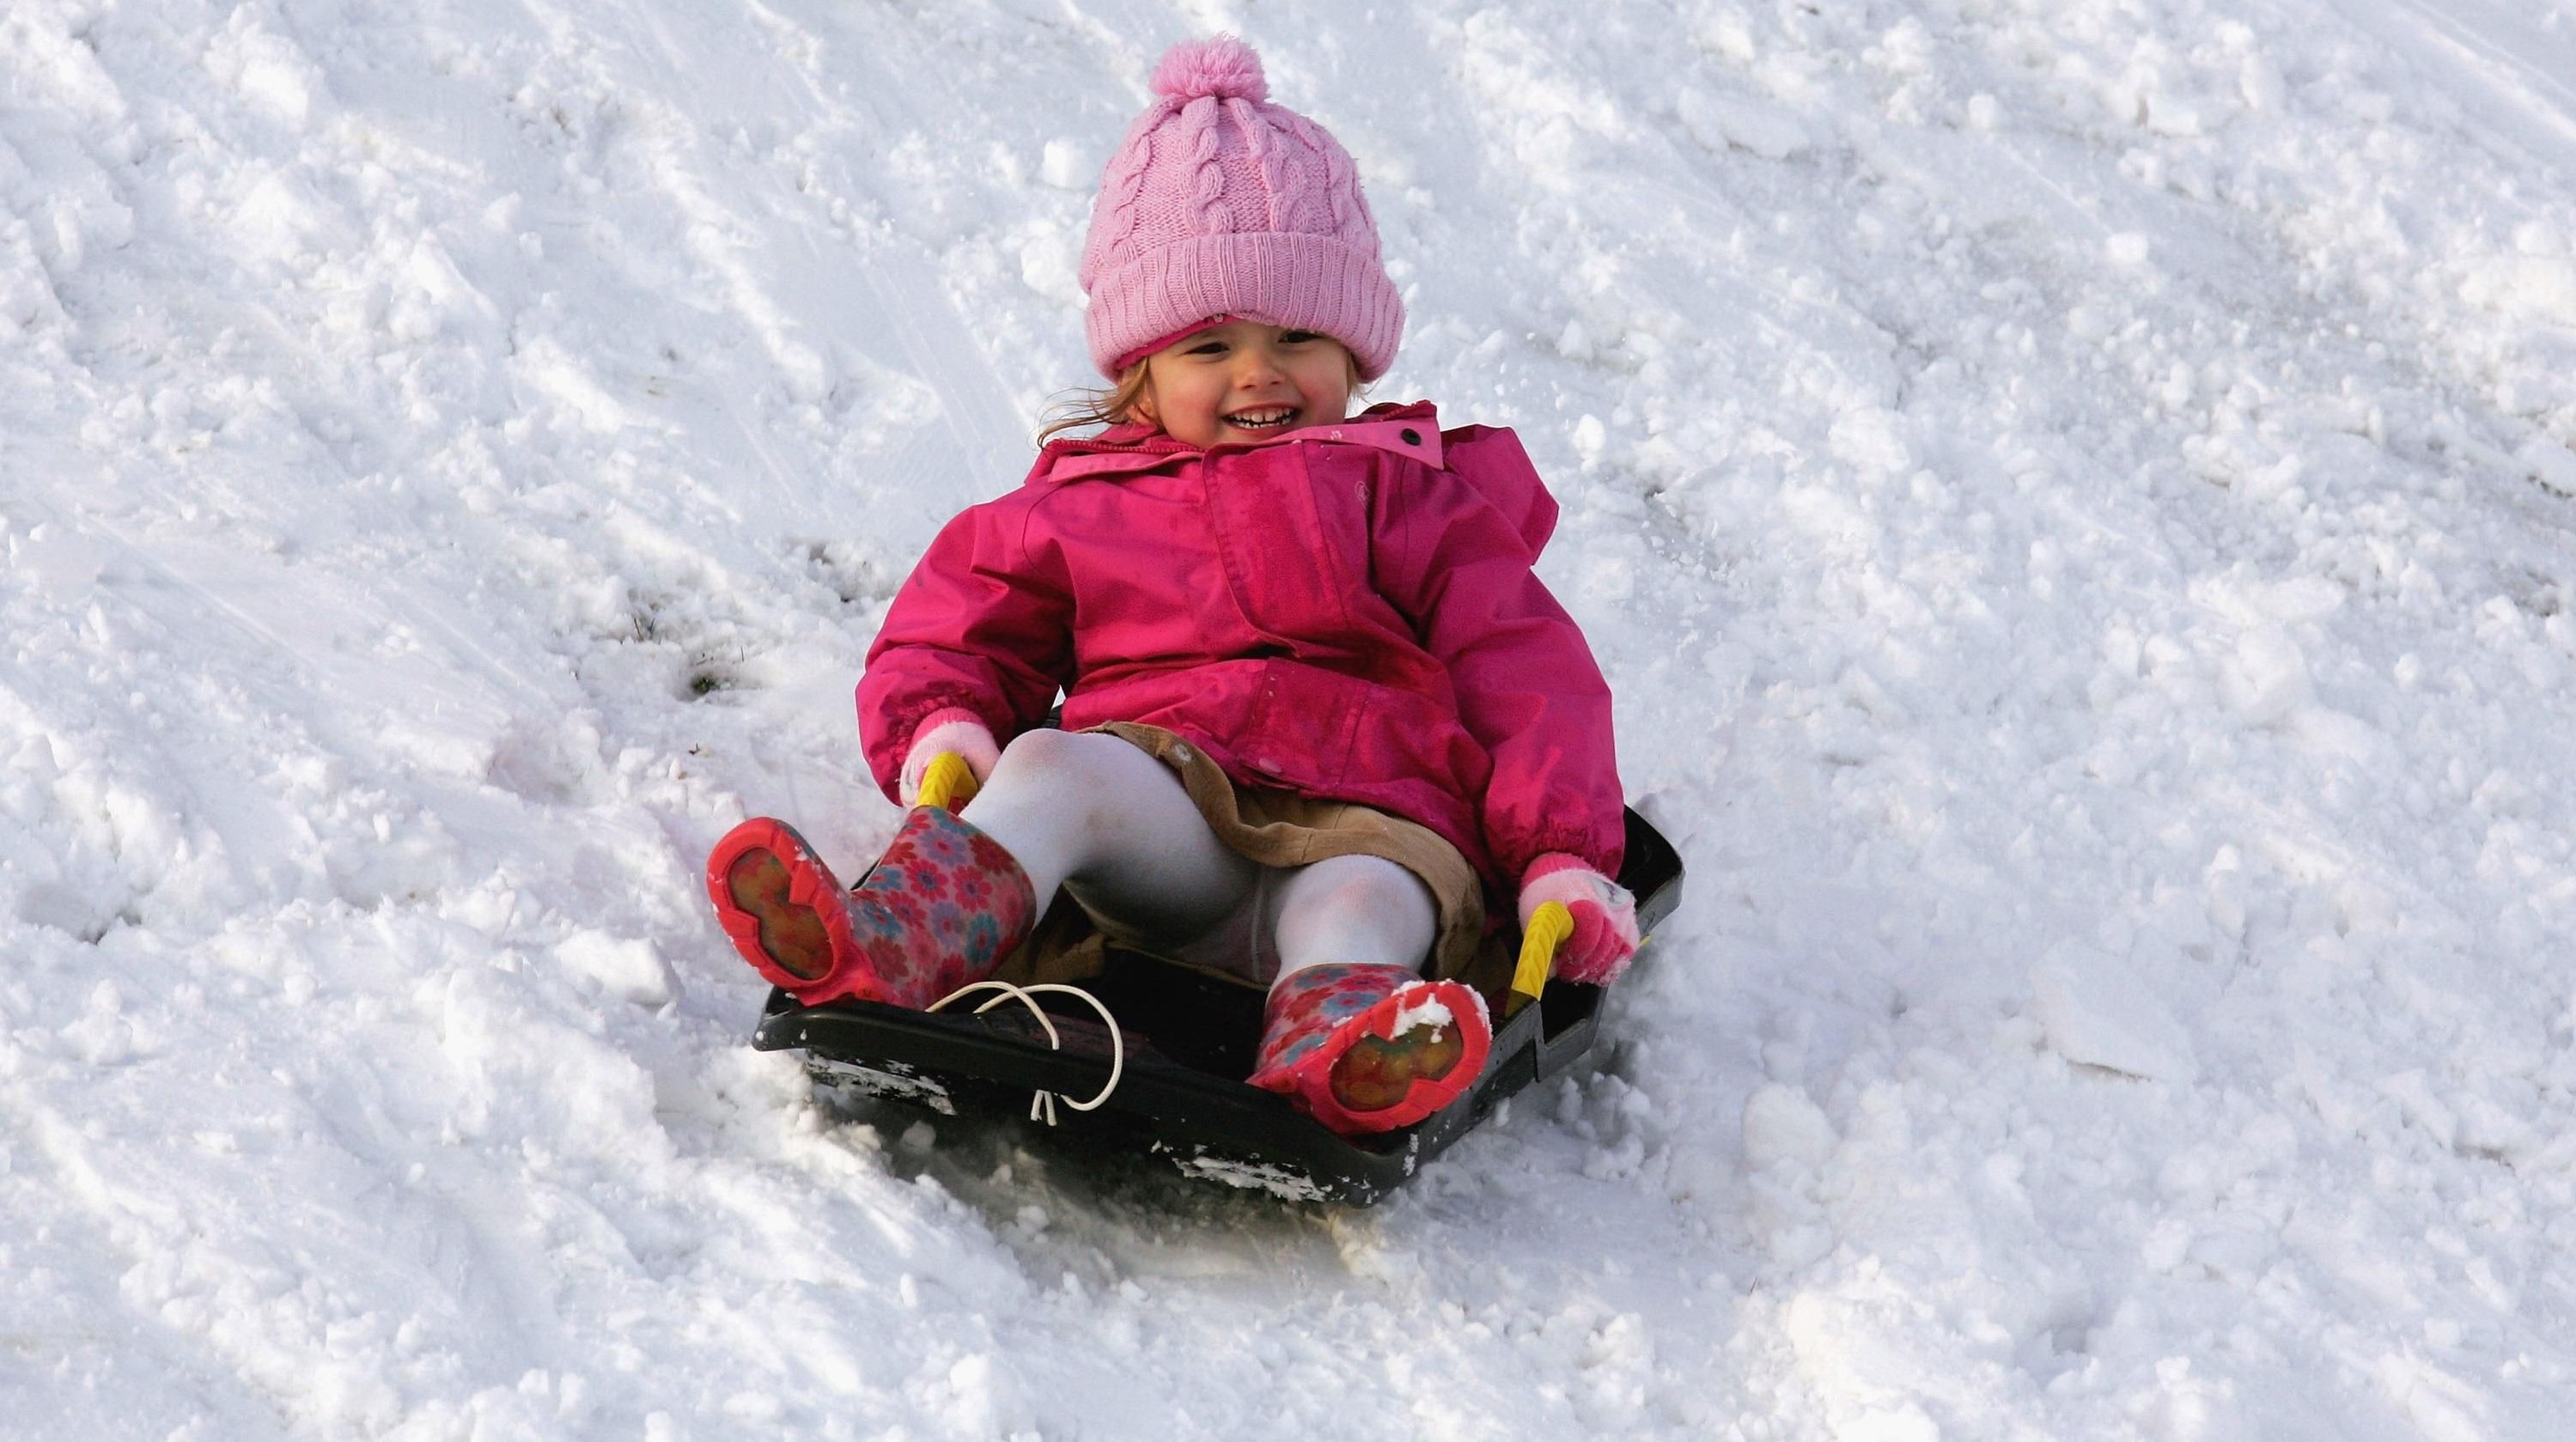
[1132,320,1356,447]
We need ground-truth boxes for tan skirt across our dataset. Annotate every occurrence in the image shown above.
[997,722,1489,989]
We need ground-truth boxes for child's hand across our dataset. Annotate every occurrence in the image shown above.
[1516,854,1639,986]
[898,709,1001,807]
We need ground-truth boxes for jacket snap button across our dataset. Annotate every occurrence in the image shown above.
[1399,428,1422,446]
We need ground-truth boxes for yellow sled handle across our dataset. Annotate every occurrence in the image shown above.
[1508,900,1573,1015]
[916,751,979,813]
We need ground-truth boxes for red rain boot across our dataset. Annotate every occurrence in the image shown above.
[706,808,1037,1008]
[1246,963,1492,1136]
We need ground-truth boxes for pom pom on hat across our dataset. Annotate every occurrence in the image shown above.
[1078,35,1404,381]
[1150,33,1269,103]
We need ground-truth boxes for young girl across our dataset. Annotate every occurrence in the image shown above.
[707,35,1638,1137]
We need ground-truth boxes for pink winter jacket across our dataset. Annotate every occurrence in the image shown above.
[856,401,1623,892]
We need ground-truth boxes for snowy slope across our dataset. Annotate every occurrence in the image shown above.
[5,0,2576,1438]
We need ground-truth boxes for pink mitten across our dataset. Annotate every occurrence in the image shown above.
[1517,853,1640,985]
[897,709,1001,806]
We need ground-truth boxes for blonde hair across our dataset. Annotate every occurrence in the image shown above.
[1036,365,1154,446]
[1033,344,1369,447]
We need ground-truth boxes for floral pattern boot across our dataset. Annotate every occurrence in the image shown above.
[1246,962,1492,1136]
[706,808,1037,1008]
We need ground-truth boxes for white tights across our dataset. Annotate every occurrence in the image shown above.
[958,730,1437,984]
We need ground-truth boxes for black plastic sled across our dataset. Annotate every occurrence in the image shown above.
[752,807,1684,1204]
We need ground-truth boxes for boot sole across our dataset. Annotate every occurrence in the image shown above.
[723,849,833,980]
[1250,979,1492,1136]
[705,818,886,1003]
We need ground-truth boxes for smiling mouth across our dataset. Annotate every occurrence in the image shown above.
[1221,407,1299,432]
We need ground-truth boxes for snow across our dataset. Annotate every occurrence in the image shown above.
[6,0,2576,1438]
[1390,989,1458,1037]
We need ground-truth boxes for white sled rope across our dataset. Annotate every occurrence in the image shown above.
[925,981,1127,1126]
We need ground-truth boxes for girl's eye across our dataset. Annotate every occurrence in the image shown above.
[1279,331,1321,344]
[1185,341,1228,356]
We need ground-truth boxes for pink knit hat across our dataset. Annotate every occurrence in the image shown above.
[1079,36,1404,381]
